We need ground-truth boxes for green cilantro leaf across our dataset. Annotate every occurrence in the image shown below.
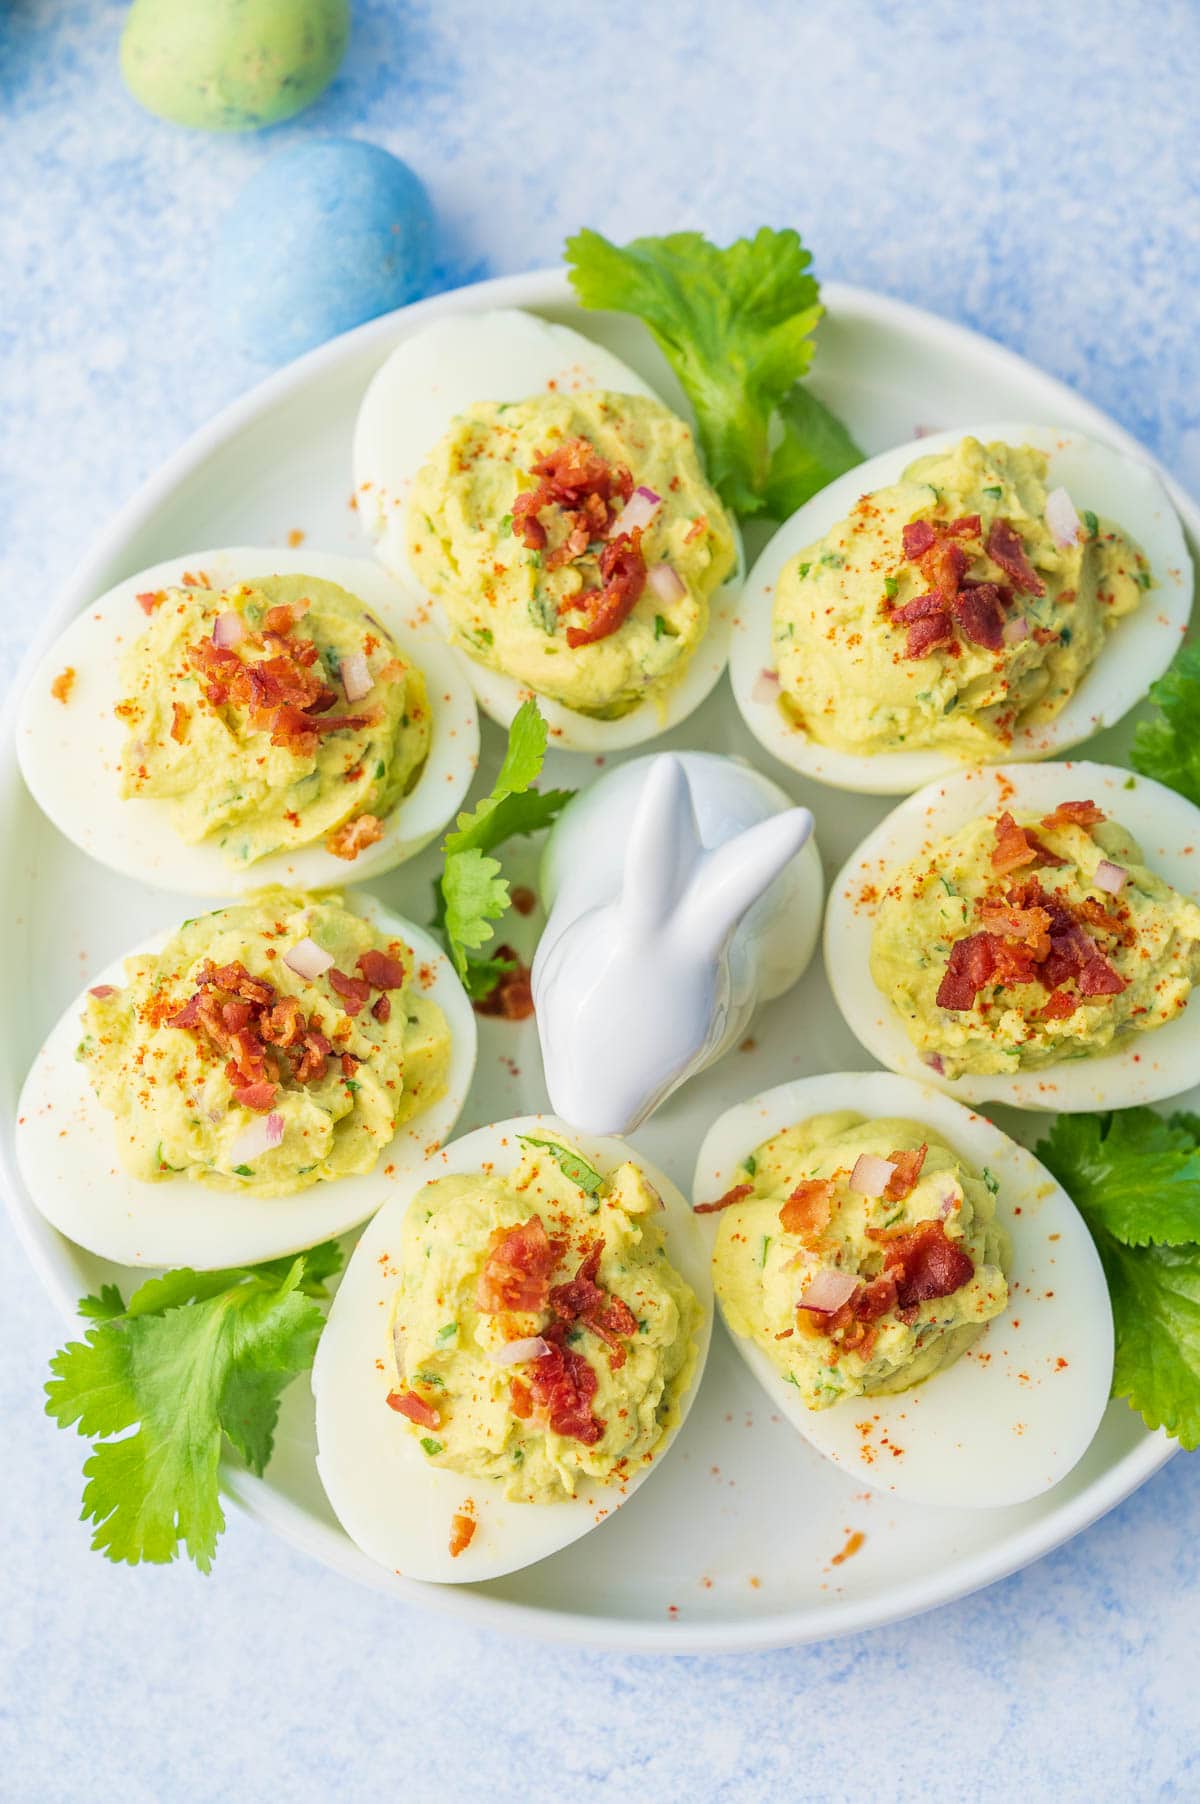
[1036,1108,1200,1448]
[1037,1109,1200,1247]
[518,1135,606,1196]
[45,1240,342,1572]
[1130,640,1200,807]
[565,225,861,519]
[1092,1236,1200,1449]
[433,701,573,996]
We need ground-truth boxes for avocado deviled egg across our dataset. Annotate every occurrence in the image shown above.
[694,1071,1113,1507]
[826,762,1200,1110]
[313,1118,712,1581]
[354,308,742,750]
[731,424,1190,792]
[16,888,477,1268]
[18,548,479,893]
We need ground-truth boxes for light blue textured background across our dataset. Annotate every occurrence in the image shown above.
[3,4,1199,1799]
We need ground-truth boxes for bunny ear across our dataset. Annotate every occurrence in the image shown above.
[619,754,704,934]
[678,807,813,957]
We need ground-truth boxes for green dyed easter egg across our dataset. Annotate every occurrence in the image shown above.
[120,0,350,132]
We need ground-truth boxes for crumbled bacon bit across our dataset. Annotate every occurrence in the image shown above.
[509,1378,533,1419]
[562,529,648,648]
[357,948,405,990]
[694,1182,754,1214]
[512,436,633,561]
[136,590,165,614]
[525,1325,605,1444]
[779,1179,835,1243]
[954,581,1007,651]
[936,932,997,1010]
[166,957,337,1101]
[472,946,534,1021]
[387,1389,440,1429]
[884,1146,927,1201]
[371,993,391,1024]
[50,667,76,704]
[448,1512,476,1558]
[327,813,384,861]
[170,701,190,743]
[549,1243,637,1368]
[1042,988,1079,1020]
[875,1220,975,1308]
[1041,799,1106,831]
[328,968,372,1016]
[476,1216,563,1314]
[986,518,1045,595]
[991,812,1067,875]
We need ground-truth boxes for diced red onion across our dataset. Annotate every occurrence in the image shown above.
[849,1153,897,1196]
[752,667,781,704]
[88,984,116,998]
[923,1052,946,1075]
[609,485,662,538]
[283,936,335,980]
[1094,859,1128,896]
[1003,615,1031,645]
[212,611,245,648]
[228,1111,284,1166]
[647,561,686,603]
[489,1336,552,1366]
[341,652,373,703]
[1045,485,1082,548]
[798,1270,859,1315]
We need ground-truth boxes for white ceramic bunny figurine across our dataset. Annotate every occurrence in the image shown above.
[532,750,822,1136]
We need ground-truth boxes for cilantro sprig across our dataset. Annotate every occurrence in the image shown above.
[433,701,573,1001]
[1131,640,1200,806]
[46,1241,342,1571]
[566,226,862,520]
[1037,1109,1200,1449]
[518,1136,606,1197]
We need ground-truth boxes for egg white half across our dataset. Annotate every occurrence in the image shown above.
[826,759,1200,1110]
[17,548,480,896]
[312,1115,714,1584]
[353,307,745,752]
[15,896,477,1270]
[731,421,1191,794]
[693,1071,1114,1508]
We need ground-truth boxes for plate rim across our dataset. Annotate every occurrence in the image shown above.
[2,264,1186,1654]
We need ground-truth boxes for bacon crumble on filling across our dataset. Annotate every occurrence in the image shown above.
[509,436,649,648]
[164,947,404,1111]
[935,806,1128,1013]
[476,1216,638,1443]
[778,1142,968,1360]
[889,512,1046,659]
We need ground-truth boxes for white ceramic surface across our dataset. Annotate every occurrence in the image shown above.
[2,268,1192,1654]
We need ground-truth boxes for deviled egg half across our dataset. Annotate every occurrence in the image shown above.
[314,1117,713,1582]
[827,761,1200,1110]
[693,1071,1113,1507]
[17,548,479,894]
[16,888,477,1268]
[354,307,744,751]
[731,423,1190,794]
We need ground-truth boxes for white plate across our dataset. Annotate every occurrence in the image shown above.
[2,268,1192,1654]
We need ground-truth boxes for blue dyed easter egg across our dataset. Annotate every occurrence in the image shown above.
[216,139,434,362]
